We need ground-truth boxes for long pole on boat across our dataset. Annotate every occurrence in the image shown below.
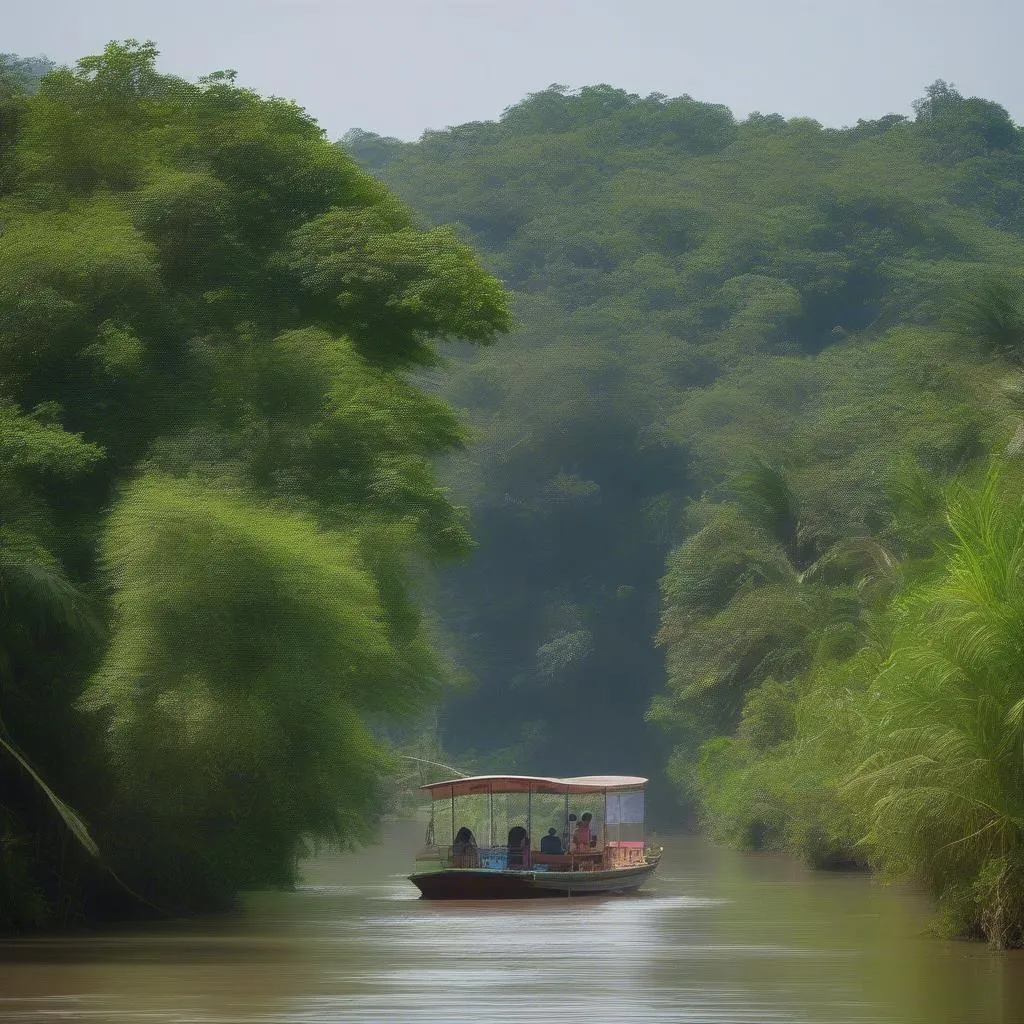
[603,789,607,853]
[450,786,455,854]
[564,790,570,869]
[396,754,470,778]
[527,784,532,866]
[488,782,493,850]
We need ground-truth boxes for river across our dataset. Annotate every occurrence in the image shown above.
[1,822,1023,1023]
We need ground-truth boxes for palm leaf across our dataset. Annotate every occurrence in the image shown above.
[947,277,1024,360]
[731,460,801,556]
[800,536,900,584]
[0,541,101,640]
[0,733,100,859]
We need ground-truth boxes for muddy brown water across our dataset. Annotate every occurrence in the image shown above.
[2,821,1024,1023]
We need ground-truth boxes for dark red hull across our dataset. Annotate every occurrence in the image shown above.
[409,860,659,900]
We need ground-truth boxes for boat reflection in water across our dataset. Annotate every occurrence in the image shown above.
[409,774,662,899]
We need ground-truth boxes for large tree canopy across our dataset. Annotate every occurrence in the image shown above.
[0,41,509,925]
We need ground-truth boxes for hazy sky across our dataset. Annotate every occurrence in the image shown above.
[5,0,1023,141]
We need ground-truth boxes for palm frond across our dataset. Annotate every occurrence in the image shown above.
[730,460,802,559]
[947,277,1024,361]
[847,469,1024,942]
[0,734,100,859]
[0,538,101,640]
[800,536,900,585]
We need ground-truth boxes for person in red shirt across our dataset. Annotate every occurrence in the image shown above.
[572,812,593,850]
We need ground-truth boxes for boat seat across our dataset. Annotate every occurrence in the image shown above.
[479,848,508,870]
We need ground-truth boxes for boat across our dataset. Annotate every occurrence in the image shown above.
[408,773,662,899]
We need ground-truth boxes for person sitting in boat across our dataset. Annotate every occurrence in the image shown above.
[507,825,529,868]
[572,812,594,850]
[452,826,478,867]
[540,827,563,854]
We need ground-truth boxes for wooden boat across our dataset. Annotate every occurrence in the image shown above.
[409,774,662,899]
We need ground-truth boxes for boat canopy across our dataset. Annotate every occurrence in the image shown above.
[420,774,648,800]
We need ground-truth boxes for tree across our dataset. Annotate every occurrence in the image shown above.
[652,464,895,817]
[0,404,103,926]
[346,75,1022,803]
[913,80,1021,164]
[0,41,510,923]
[946,276,1024,362]
[850,472,1024,947]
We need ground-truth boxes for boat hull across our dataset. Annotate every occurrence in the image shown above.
[409,860,659,900]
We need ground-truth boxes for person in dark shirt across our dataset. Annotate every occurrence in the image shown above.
[452,826,478,867]
[507,825,529,868]
[540,827,563,854]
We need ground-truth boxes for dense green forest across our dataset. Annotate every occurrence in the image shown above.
[8,40,1024,949]
[0,43,508,926]
[346,82,1024,945]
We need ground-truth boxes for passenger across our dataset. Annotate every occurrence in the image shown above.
[507,825,529,869]
[452,826,478,867]
[540,827,563,854]
[573,812,593,850]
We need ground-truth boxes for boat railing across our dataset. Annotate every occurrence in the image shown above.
[439,845,512,870]
[606,840,647,867]
[432,845,629,872]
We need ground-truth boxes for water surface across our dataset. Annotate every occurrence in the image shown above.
[2,822,1023,1023]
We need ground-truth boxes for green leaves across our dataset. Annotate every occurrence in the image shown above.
[130,168,242,284]
[0,403,103,477]
[284,207,512,367]
[840,472,1024,945]
[947,276,1024,361]
[81,474,437,900]
[0,40,510,920]
[730,461,804,563]
[913,81,1021,165]
[0,200,160,378]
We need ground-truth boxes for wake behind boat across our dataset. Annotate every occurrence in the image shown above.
[409,773,662,899]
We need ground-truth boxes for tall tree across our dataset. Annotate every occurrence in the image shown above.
[0,41,509,921]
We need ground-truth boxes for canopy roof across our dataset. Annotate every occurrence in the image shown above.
[420,774,648,799]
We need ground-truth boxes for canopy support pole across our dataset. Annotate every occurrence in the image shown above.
[450,788,455,850]
[527,784,532,858]
[488,783,493,849]
[603,789,608,849]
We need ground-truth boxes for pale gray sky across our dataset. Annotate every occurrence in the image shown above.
[4,0,1022,141]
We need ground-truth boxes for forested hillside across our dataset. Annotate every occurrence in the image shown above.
[8,40,1024,945]
[348,82,1024,772]
[349,82,1024,944]
[0,44,508,927]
